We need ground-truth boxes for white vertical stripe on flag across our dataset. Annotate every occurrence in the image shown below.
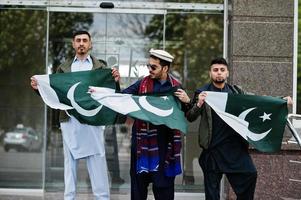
[35,75,73,110]
[205,91,228,111]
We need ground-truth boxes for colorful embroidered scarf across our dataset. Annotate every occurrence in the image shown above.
[136,75,182,177]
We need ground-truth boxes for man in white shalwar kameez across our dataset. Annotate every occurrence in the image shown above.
[31,30,120,200]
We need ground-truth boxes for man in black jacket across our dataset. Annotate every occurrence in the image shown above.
[186,57,292,200]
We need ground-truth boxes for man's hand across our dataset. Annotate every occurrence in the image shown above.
[174,89,190,103]
[30,76,38,90]
[283,96,293,106]
[111,67,120,82]
[197,92,207,108]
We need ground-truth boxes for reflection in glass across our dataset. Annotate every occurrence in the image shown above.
[0,9,47,188]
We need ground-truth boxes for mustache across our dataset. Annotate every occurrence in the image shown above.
[213,79,226,84]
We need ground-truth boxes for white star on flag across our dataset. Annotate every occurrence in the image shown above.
[204,91,288,152]
[259,112,272,122]
[161,96,168,100]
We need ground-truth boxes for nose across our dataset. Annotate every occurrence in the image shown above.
[217,69,223,74]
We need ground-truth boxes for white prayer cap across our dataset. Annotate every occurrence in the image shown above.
[149,48,174,63]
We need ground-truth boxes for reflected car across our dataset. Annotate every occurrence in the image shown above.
[0,128,4,143]
[3,124,42,152]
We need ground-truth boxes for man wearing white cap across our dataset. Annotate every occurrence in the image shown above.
[122,49,191,200]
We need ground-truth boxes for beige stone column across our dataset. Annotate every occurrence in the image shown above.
[225,1,300,199]
[228,0,294,96]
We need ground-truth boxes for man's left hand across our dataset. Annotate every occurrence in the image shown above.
[283,96,293,106]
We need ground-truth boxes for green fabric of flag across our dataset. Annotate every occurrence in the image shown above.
[90,87,188,133]
[205,91,288,152]
[34,69,117,125]
[35,69,187,132]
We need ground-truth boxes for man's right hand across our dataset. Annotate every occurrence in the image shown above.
[197,92,207,108]
[30,76,38,90]
[111,67,120,82]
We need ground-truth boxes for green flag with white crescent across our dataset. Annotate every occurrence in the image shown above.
[34,68,117,125]
[89,87,188,133]
[205,91,288,152]
[34,69,187,132]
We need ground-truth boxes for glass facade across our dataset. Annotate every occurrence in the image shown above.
[0,2,223,195]
[0,8,47,188]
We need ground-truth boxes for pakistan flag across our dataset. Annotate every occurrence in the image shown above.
[34,69,187,133]
[205,91,288,152]
[34,68,117,125]
[89,87,187,133]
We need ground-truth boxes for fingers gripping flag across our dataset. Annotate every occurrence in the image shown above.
[205,92,288,152]
[34,69,118,125]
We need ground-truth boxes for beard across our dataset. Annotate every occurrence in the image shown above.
[213,78,226,84]
[77,46,86,54]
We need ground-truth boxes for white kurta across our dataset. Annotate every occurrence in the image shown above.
[62,55,104,159]
[61,116,105,159]
[60,55,110,200]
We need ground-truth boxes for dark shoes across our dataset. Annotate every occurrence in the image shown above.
[112,177,125,184]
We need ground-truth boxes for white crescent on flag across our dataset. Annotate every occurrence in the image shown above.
[138,96,173,117]
[205,91,271,142]
[67,82,103,117]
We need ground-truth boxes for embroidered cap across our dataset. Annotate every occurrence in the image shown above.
[149,49,174,63]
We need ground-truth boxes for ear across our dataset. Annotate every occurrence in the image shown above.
[89,41,92,49]
[163,65,169,73]
[72,40,76,49]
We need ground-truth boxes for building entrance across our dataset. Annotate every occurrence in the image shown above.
[0,1,225,196]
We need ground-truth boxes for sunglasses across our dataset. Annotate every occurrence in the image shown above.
[146,64,160,71]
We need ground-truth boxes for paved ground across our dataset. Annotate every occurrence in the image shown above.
[0,127,205,200]
[0,192,205,200]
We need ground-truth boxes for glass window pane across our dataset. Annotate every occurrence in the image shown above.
[46,12,165,193]
[46,12,97,190]
[0,9,47,188]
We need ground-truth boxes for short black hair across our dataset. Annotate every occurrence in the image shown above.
[150,55,171,69]
[72,30,91,40]
[210,57,228,68]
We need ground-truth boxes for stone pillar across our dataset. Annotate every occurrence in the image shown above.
[226,0,301,199]
[228,0,293,96]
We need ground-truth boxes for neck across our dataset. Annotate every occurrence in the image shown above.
[159,73,168,81]
[76,54,88,61]
[212,81,225,89]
